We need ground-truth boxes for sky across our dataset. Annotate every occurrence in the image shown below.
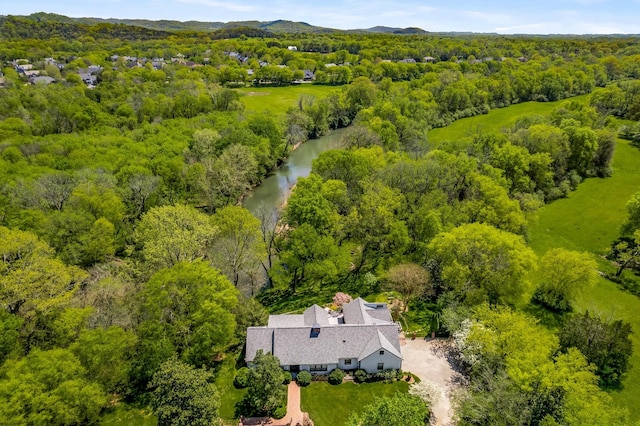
[1,0,639,34]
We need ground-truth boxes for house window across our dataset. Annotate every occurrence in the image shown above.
[377,363,384,370]
[344,359,352,365]
[310,364,328,372]
[379,350,385,355]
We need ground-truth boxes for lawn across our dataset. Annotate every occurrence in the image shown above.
[300,381,410,426]
[215,352,247,425]
[428,95,590,149]
[238,85,340,115]
[430,96,640,420]
[100,404,156,426]
[528,138,640,421]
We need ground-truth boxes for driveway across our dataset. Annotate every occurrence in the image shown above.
[400,336,463,426]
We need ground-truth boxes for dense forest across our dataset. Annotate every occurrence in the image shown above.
[1,15,640,425]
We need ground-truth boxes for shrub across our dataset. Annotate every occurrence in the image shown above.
[282,371,292,384]
[354,369,367,383]
[234,367,250,388]
[371,369,398,382]
[328,368,345,385]
[311,373,328,382]
[297,370,312,386]
[333,292,352,308]
[273,404,287,419]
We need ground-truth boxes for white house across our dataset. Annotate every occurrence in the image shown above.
[245,298,402,374]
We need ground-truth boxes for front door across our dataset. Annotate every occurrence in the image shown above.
[290,365,300,373]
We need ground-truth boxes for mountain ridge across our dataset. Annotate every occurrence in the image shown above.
[9,12,427,34]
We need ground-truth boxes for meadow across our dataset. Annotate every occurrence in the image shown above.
[238,85,340,114]
[430,97,640,421]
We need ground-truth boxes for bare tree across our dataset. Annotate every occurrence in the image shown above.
[386,263,433,312]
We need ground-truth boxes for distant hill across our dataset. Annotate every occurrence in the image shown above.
[10,12,425,34]
[360,26,427,35]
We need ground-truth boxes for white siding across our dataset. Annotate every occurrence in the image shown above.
[297,363,338,374]
[358,350,401,373]
[338,358,357,370]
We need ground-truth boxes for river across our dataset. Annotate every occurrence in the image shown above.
[243,128,346,217]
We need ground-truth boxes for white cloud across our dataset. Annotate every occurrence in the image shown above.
[174,0,256,12]
[494,22,559,34]
[463,10,512,25]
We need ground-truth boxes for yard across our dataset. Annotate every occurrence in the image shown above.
[430,95,640,421]
[300,381,409,426]
[239,85,340,115]
[528,137,640,420]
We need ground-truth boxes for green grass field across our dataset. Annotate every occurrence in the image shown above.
[238,85,340,115]
[428,95,590,149]
[214,353,247,425]
[100,404,157,426]
[430,96,640,420]
[300,381,410,426]
[528,138,640,420]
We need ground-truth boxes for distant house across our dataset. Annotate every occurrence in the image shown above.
[79,73,98,86]
[423,56,436,62]
[30,76,54,85]
[399,58,416,63]
[246,298,402,374]
[22,70,41,77]
[303,69,315,81]
[288,46,298,51]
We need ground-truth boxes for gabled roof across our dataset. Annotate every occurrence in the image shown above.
[246,298,402,365]
[304,304,329,326]
[359,329,402,360]
[342,297,372,325]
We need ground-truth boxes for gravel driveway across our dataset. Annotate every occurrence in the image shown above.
[400,337,463,426]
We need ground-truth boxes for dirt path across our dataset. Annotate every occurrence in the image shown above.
[400,337,463,426]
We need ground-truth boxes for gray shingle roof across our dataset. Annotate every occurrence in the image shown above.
[359,329,402,360]
[303,304,329,326]
[342,297,372,325]
[246,327,273,361]
[245,298,402,365]
[268,314,304,328]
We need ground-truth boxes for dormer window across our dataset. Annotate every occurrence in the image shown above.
[310,323,321,338]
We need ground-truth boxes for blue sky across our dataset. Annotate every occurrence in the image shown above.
[1,0,639,34]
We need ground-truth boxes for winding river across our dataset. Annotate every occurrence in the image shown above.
[243,128,346,217]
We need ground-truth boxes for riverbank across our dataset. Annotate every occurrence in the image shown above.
[243,128,346,216]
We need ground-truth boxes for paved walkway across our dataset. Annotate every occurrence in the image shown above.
[284,382,305,425]
[400,336,463,426]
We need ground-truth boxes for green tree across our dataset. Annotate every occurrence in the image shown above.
[138,260,238,366]
[273,223,350,292]
[428,223,536,306]
[455,305,630,425]
[0,226,87,316]
[621,190,640,235]
[0,309,22,364]
[559,312,633,388]
[150,358,220,426]
[0,348,107,425]
[346,393,429,426]
[533,248,598,312]
[136,205,217,269]
[345,181,410,274]
[70,326,137,393]
[609,231,640,277]
[211,206,265,287]
[285,173,337,232]
[244,350,286,416]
